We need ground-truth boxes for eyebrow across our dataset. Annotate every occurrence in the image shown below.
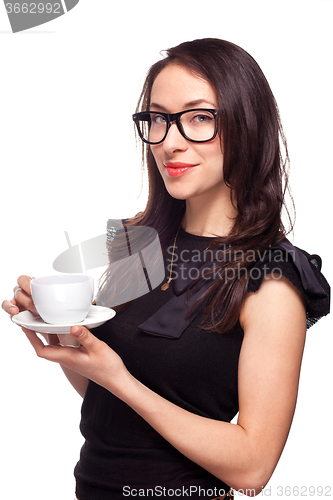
[149,99,217,111]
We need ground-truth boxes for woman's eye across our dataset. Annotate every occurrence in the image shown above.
[193,114,213,123]
[152,114,166,125]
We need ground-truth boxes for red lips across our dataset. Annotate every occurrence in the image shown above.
[164,162,196,178]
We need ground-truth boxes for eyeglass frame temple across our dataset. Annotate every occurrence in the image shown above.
[132,108,219,145]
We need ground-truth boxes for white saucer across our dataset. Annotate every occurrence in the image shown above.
[12,305,116,334]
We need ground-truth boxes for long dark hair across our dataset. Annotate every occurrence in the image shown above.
[126,38,294,333]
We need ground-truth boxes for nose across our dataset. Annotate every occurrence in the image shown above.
[162,121,189,154]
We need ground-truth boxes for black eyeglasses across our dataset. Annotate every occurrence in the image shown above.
[132,108,219,145]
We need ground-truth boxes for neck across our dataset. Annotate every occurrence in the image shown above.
[182,187,237,237]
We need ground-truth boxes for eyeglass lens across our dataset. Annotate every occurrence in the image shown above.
[136,110,216,144]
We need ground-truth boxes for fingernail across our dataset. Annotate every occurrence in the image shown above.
[72,327,83,337]
[9,307,15,315]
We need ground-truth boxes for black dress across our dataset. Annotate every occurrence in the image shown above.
[74,229,330,500]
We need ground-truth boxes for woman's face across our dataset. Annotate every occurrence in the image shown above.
[149,64,226,202]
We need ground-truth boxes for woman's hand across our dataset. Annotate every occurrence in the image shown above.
[23,325,129,396]
[2,275,99,397]
[2,275,78,346]
[2,275,53,344]
[2,275,38,316]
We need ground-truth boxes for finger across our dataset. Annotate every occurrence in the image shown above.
[13,282,38,315]
[47,334,61,346]
[34,331,60,346]
[2,299,19,316]
[17,275,34,296]
[71,325,98,351]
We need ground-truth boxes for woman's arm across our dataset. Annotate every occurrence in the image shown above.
[51,333,90,398]
[60,364,89,398]
[23,274,307,495]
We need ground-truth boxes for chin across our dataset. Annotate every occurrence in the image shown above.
[164,184,196,201]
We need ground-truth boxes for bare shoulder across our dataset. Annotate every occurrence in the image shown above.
[240,273,307,338]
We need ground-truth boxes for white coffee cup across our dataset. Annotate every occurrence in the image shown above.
[30,274,94,324]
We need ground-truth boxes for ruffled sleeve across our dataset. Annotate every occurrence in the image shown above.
[247,241,330,329]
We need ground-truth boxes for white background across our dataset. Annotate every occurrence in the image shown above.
[0,1,332,499]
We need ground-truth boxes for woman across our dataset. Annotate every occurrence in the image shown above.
[2,39,330,499]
